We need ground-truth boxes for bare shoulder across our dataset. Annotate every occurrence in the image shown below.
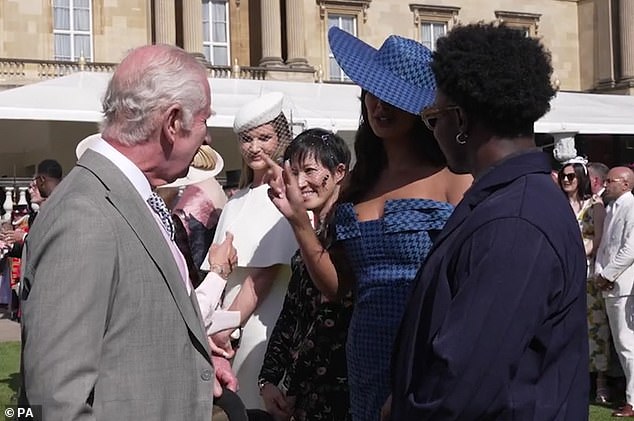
[439,168,473,205]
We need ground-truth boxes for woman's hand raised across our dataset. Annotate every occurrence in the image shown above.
[263,155,307,224]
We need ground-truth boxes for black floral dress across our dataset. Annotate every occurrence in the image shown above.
[259,249,353,421]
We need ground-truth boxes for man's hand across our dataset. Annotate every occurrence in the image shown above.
[212,355,238,398]
[208,231,237,278]
[260,383,294,421]
[10,228,26,245]
[595,274,615,291]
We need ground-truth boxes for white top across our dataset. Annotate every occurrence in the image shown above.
[202,184,298,270]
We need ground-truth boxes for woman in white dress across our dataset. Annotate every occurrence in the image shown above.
[203,92,297,409]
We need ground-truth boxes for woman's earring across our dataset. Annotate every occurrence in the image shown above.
[456,132,468,145]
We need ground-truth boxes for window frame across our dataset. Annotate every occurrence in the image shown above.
[326,14,357,81]
[494,10,541,37]
[52,0,94,62]
[202,0,231,66]
[409,4,460,50]
[318,0,370,82]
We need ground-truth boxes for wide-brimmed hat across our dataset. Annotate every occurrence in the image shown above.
[328,27,436,115]
[160,145,224,188]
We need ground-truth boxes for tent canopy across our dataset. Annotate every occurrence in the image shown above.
[1,72,634,137]
[0,72,362,133]
[535,91,634,134]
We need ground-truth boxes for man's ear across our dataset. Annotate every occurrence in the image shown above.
[163,105,182,145]
[334,163,347,184]
[456,106,469,134]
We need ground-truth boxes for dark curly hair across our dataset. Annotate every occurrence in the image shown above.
[432,23,556,137]
[339,90,446,204]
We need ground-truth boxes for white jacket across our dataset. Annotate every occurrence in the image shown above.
[596,192,634,297]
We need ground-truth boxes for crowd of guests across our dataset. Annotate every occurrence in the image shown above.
[8,19,634,421]
[0,159,62,321]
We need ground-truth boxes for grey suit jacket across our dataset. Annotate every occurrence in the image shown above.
[20,150,214,421]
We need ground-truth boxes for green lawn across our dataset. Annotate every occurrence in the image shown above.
[0,341,20,406]
[590,403,616,420]
[0,341,621,419]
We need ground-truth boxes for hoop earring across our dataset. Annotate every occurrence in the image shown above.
[456,132,468,145]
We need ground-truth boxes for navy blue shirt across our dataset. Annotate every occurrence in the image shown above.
[391,151,589,420]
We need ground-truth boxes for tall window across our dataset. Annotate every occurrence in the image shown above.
[410,4,459,51]
[328,15,356,81]
[53,0,93,61]
[203,0,230,65]
[420,22,446,51]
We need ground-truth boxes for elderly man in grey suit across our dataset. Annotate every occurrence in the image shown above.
[595,166,634,417]
[19,44,236,420]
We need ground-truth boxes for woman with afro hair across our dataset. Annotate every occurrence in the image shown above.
[389,23,589,420]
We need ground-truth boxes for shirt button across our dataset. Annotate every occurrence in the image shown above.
[201,369,212,381]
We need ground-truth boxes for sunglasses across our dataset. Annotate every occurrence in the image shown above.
[605,178,624,184]
[560,173,577,182]
[419,105,460,130]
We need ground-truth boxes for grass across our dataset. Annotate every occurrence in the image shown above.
[0,341,20,407]
[0,341,623,419]
[589,403,615,420]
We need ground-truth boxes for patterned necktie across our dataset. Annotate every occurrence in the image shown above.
[147,192,175,241]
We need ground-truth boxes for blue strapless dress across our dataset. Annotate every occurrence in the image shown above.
[335,198,454,421]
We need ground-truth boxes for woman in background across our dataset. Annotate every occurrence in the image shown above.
[559,159,609,403]
[203,92,298,410]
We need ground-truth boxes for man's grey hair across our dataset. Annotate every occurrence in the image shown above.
[100,45,208,146]
[588,162,609,182]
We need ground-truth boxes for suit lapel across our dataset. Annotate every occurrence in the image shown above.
[78,151,210,360]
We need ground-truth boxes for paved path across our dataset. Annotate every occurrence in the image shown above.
[0,308,20,342]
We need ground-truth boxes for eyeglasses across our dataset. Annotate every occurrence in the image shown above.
[605,178,624,185]
[420,105,460,130]
[560,173,577,183]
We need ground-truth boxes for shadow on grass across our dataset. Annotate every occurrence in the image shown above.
[0,372,20,403]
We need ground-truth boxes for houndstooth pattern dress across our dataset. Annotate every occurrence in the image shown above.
[335,198,454,421]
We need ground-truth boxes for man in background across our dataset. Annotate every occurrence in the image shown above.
[595,167,634,417]
[588,161,609,200]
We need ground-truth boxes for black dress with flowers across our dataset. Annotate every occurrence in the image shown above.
[259,249,353,421]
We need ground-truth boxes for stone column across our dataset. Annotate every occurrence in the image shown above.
[285,0,309,67]
[259,0,284,67]
[619,0,634,80]
[182,0,204,56]
[155,0,176,45]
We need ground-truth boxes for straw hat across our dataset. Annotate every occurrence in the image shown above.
[75,134,223,188]
[160,145,224,188]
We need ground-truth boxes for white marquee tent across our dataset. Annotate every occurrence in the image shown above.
[0,72,362,132]
[1,71,634,174]
[2,72,634,134]
[0,72,362,174]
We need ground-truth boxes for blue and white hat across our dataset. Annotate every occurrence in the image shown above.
[328,27,436,115]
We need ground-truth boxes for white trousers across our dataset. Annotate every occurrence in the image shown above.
[605,296,634,403]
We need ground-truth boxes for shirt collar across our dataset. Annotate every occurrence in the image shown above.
[613,191,633,208]
[464,150,552,208]
[86,137,153,201]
